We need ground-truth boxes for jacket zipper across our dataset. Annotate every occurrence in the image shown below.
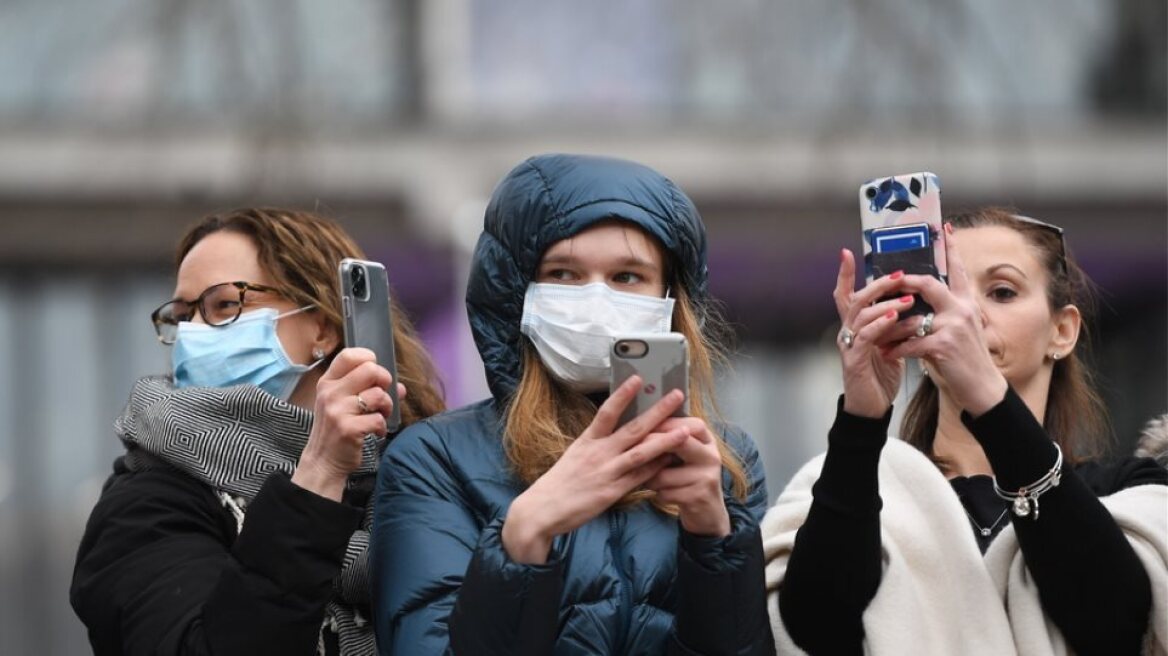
[608,512,631,651]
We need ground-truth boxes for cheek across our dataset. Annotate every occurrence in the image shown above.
[275,316,314,361]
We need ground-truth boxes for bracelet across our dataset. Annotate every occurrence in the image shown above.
[992,443,1063,520]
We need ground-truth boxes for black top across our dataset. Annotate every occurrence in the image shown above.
[779,389,1168,656]
[71,457,364,656]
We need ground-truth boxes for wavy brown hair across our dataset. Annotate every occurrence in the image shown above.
[502,281,749,511]
[176,207,445,426]
[900,207,1109,464]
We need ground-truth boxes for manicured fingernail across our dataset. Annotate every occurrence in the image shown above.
[900,295,913,303]
[885,310,898,319]
[890,270,904,280]
[944,223,954,235]
[840,248,847,262]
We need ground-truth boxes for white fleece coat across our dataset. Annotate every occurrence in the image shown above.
[762,438,1168,655]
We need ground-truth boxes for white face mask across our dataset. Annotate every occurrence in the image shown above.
[520,282,675,392]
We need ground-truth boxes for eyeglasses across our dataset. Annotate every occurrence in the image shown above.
[1011,214,1067,274]
[151,281,284,344]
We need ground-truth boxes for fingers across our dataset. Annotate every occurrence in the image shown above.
[844,271,907,328]
[654,417,712,444]
[609,388,686,446]
[851,295,914,336]
[833,248,857,318]
[321,347,376,381]
[612,427,688,475]
[590,375,642,437]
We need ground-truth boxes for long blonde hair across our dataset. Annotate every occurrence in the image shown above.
[176,207,446,426]
[502,283,749,510]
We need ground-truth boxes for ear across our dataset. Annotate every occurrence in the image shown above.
[312,311,342,357]
[1049,304,1081,359]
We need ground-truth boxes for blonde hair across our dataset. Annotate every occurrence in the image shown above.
[176,207,445,426]
[502,283,749,510]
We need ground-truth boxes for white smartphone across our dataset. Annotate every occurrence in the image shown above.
[609,333,689,429]
[338,258,401,433]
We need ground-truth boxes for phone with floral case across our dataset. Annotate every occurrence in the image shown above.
[858,172,947,316]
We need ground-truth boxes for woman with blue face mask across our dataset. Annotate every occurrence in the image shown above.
[371,154,775,655]
[71,208,445,656]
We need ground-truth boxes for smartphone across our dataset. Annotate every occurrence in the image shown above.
[338,258,401,432]
[858,172,947,316]
[610,333,689,429]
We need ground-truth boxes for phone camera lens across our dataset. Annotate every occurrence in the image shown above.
[350,266,367,299]
[617,343,630,355]
[865,187,877,199]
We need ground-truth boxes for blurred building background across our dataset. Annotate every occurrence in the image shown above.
[0,0,1164,652]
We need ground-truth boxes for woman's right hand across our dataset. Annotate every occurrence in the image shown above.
[293,348,404,501]
[502,376,689,564]
[833,248,915,419]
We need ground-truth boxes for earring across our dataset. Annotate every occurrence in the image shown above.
[1050,352,1061,361]
[312,347,326,360]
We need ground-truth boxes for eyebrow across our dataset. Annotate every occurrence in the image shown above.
[985,263,1029,279]
[539,254,657,268]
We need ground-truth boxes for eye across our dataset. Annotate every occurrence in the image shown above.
[988,286,1018,302]
[542,268,576,282]
[612,271,644,285]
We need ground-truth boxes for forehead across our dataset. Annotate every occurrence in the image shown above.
[174,231,268,296]
[958,225,1046,276]
[540,221,663,264]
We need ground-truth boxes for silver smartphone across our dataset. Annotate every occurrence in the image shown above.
[338,258,401,433]
[610,332,689,429]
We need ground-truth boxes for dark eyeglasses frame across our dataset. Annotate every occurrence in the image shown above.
[150,281,284,344]
[1011,214,1067,275]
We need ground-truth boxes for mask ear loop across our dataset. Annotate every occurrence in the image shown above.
[273,304,327,369]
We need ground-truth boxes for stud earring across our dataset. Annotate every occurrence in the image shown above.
[1050,352,1061,361]
[312,347,326,360]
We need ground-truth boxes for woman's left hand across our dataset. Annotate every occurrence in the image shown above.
[642,417,731,538]
[881,225,1008,416]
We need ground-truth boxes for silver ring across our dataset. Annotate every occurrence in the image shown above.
[916,312,935,338]
[356,393,371,414]
[838,326,856,349]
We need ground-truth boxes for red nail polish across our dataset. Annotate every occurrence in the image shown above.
[890,270,904,280]
[900,295,913,303]
[885,310,897,319]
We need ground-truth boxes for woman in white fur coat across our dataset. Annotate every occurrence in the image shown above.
[763,208,1168,656]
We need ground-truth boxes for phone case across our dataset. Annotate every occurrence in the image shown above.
[610,333,688,428]
[339,258,401,432]
[858,172,946,316]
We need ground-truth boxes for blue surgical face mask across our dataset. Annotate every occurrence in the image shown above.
[172,306,323,401]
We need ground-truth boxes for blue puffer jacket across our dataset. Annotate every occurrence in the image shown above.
[371,154,774,655]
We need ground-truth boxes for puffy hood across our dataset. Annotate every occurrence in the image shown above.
[466,153,709,402]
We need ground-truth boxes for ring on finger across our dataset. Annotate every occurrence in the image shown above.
[838,326,856,349]
[356,393,371,414]
[916,312,935,338]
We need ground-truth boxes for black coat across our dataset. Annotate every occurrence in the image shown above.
[71,457,363,655]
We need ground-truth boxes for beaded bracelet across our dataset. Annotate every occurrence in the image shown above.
[992,443,1063,520]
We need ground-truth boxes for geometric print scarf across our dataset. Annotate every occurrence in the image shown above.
[115,375,380,656]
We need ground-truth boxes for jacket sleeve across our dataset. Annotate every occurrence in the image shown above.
[372,422,566,656]
[667,428,775,656]
[963,387,1163,656]
[70,461,362,656]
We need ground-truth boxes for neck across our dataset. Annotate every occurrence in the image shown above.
[288,369,323,410]
[933,394,993,478]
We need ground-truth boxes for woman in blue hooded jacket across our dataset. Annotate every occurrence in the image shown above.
[371,154,774,655]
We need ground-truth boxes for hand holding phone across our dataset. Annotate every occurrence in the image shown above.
[338,258,401,432]
[858,172,947,316]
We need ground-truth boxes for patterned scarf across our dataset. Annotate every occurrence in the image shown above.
[115,375,379,656]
